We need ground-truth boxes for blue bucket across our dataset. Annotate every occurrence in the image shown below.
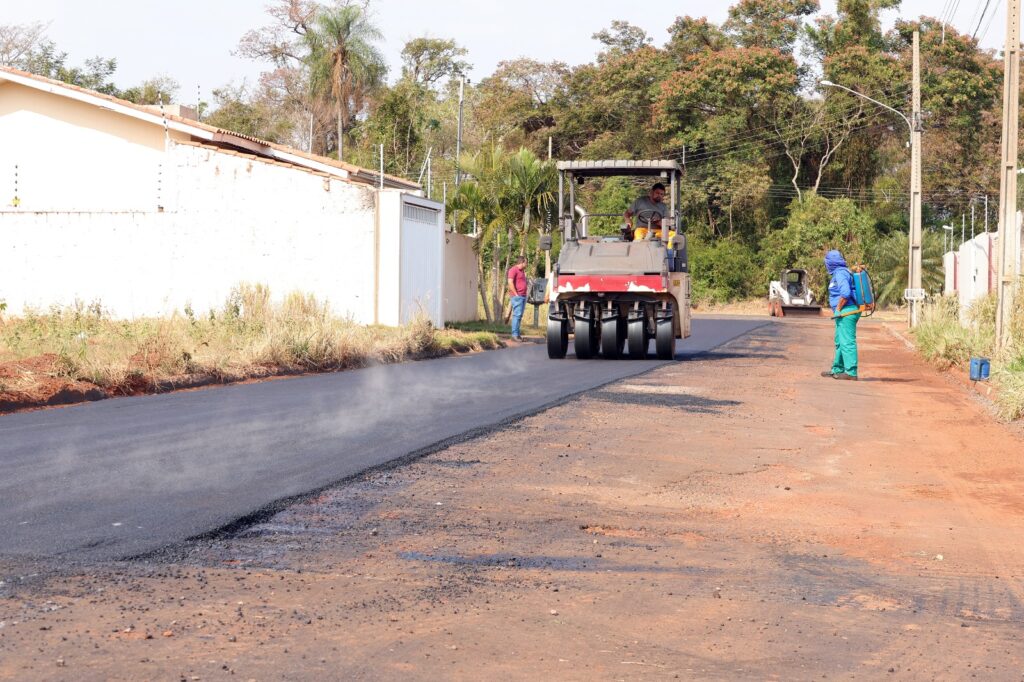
[969,357,991,381]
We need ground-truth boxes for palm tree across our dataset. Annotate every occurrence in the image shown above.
[303,5,385,161]
[459,146,515,319]
[870,230,944,306]
[505,148,557,276]
[448,181,499,321]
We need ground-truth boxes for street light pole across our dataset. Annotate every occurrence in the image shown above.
[820,31,924,327]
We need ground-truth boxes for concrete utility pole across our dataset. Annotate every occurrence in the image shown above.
[822,34,922,326]
[996,0,1021,348]
[908,30,924,328]
[453,78,467,231]
[455,77,466,188]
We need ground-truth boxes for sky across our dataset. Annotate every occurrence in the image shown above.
[2,0,1012,105]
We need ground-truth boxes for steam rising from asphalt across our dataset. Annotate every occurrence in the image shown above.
[6,348,537,514]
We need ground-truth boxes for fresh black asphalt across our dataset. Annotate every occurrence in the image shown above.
[0,317,766,562]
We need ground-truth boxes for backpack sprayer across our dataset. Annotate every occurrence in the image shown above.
[832,265,875,319]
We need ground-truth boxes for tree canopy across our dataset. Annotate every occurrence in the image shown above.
[3,0,1008,306]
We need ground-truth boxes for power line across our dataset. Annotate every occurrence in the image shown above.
[974,0,995,39]
[966,0,986,35]
[662,108,903,168]
[658,84,911,159]
[940,0,956,24]
[656,88,913,164]
[979,0,1004,42]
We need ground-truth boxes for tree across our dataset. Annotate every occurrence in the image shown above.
[475,58,569,145]
[870,229,943,305]
[303,4,386,161]
[665,17,728,64]
[558,45,674,158]
[121,76,180,105]
[592,20,652,62]
[723,0,818,52]
[459,146,514,319]
[401,37,469,87]
[760,194,875,297]
[363,79,429,177]
[505,147,556,262]
[204,82,296,143]
[448,181,499,321]
[0,21,48,68]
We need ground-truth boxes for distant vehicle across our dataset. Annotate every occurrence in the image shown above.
[543,160,691,360]
[768,269,821,317]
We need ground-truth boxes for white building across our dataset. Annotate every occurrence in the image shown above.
[0,66,479,326]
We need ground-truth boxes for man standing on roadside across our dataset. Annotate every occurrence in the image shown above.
[822,249,860,381]
[507,255,528,342]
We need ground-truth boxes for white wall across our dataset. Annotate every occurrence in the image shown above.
[1,142,379,321]
[374,192,446,327]
[943,251,957,295]
[0,81,467,327]
[443,233,479,323]
[956,233,995,311]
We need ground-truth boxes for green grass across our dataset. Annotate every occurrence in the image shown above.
[447,319,545,337]
[912,292,1024,421]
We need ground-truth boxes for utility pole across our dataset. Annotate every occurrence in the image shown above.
[453,77,467,231]
[996,0,1021,349]
[908,30,924,328]
[972,200,976,240]
[455,77,466,188]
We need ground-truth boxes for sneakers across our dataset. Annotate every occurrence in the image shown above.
[820,371,837,378]
[833,373,858,381]
[510,335,524,343]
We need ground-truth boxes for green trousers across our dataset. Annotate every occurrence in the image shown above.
[831,306,861,377]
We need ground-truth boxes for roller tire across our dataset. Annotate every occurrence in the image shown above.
[600,318,625,359]
[655,317,676,360]
[547,318,568,359]
[627,319,648,359]
[574,317,598,359]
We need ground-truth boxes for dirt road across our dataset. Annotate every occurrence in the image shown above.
[2,318,1023,680]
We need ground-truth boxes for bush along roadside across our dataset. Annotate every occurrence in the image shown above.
[0,285,501,413]
[912,290,1024,421]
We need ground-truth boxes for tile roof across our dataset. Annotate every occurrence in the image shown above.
[0,65,420,192]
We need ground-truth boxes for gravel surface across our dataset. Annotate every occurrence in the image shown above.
[2,317,1023,680]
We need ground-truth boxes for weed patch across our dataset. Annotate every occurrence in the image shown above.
[0,285,498,410]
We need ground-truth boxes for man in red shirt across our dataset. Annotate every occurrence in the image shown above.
[507,256,528,342]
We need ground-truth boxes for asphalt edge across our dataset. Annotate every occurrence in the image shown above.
[126,320,773,564]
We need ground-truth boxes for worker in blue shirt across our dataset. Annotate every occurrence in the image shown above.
[822,249,860,380]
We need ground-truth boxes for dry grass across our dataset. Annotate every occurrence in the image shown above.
[0,285,499,402]
[912,292,1024,421]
